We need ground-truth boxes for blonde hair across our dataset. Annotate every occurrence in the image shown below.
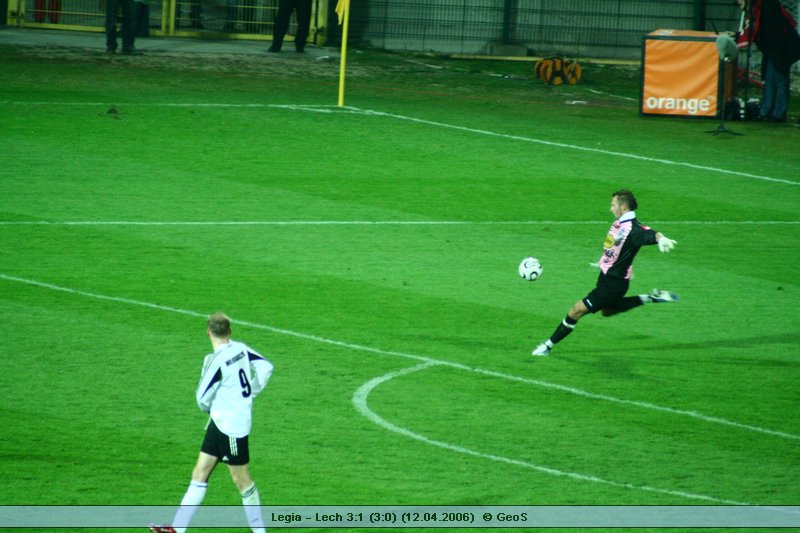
[207,312,232,338]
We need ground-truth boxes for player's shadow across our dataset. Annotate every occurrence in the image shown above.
[568,332,800,368]
[555,333,800,381]
[631,332,799,361]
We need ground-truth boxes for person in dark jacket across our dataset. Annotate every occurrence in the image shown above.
[105,0,139,54]
[738,0,800,122]
[268,0,312,53]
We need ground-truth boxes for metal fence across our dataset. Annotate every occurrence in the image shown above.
[6,0,800,62]
[12,0,320,40]
[343,0,800,60]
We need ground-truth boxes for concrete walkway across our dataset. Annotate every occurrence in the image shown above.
[0,26,337,58]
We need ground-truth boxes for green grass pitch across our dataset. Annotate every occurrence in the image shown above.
[1,43,799,531]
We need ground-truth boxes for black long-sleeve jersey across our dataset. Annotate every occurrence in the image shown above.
[598,211,659,280]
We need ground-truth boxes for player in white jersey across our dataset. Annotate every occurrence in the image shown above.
[150,312,274,533]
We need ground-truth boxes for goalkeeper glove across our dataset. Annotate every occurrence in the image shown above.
[658,236,676,253]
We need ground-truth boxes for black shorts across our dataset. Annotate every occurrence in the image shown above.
[582,273,630,313]
[201,420,250,465]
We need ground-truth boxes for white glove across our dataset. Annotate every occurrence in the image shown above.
[658,236,677,253]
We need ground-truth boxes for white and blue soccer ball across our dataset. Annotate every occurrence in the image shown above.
[518,257,543,281]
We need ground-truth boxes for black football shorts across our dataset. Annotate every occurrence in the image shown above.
[582,273,630,313]
[201,419,250,465]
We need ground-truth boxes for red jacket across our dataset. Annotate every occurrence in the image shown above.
[739,0,800,75]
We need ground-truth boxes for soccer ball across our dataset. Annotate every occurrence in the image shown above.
[519,257,543,281]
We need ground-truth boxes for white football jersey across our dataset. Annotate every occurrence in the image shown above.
[196,340,274,438]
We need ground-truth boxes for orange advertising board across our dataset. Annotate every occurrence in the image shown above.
[641,30,726,118]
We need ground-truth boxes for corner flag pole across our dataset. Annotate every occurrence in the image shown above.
[337,0,351,107]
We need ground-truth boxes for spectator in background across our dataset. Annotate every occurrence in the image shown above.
[737,0,800,122]
[33,0,61,23]
[106,0,140,54]
[268,0,312,53]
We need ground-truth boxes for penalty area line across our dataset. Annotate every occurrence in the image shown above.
[1,272,798,444]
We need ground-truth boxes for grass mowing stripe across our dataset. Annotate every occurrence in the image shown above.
[353,363,749,506]
[346,107,800,187]
[2,273,797,444]
[1,221,799,226]
[466,367,800,442]
[3,99,797,186]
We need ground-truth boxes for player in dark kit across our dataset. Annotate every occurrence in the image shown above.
[532,189,679,357]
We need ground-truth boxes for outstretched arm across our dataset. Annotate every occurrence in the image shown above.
[656,232,677,253]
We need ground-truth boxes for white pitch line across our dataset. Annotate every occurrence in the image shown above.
[2,273,797,443]
[0,220,600,226]
[1,101,280,109]
[587,88,638,102]
[352,362,749,505]
[2,271,777,502]
[4,100,798,186]
[1,220,799,226]
[346,107,799,187]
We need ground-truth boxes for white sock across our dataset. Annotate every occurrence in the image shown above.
[172,480,207,533]
[639,294,652,304]
[241,482,266,533]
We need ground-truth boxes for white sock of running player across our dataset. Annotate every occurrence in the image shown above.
[172,480,207,533]
[241,482,266,533]
[639,294,652,304]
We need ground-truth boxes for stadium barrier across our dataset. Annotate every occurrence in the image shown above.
[4,0,330,43]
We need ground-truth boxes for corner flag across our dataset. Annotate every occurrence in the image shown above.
[336,0,351,107]
[335,0,348,25]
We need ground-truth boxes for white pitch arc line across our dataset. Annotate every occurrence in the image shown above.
[352,362,749,505]
[0,271,779,504]
[1,273,798,443]
[1,220,799,226]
